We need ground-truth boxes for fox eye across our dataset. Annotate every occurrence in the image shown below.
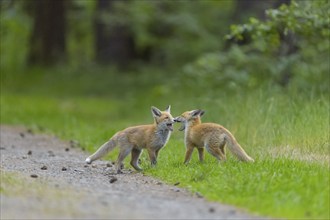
[164,116,169,119]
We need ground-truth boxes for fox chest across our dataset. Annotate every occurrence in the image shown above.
[151,130,171,149]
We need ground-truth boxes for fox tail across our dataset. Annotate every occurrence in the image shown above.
[85,133,118,164]
[225,133,254,162]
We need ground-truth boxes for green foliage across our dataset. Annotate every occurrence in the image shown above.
[0,1,32,71]
[185,0,329,92]
[227,0,330,51]
[96,0,234,64]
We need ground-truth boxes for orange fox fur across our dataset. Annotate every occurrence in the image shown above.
[174,110,254,163]
[86,106,174,173]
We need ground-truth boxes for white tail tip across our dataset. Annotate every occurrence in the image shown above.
[85,157,92,164]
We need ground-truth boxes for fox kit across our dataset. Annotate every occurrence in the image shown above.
[85,106,174,173]
[174,109,254,164]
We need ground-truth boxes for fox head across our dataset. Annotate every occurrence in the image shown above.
[174,109,205,131]
[151,106,174,131]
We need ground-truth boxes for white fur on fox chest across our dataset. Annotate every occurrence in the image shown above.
[152,130,171,149]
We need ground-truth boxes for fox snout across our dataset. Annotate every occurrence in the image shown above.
[174,117,186,131]
[174,117,183,123]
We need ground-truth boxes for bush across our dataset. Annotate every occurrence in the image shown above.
[183,0,329,93]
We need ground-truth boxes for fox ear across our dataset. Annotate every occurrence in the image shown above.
[191,109,205,117]
[165,105,171,113]
[151,106,162,117]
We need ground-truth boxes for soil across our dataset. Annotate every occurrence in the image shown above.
[0,125,261,219]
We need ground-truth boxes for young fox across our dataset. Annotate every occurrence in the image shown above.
[174,109,254,164]
[85,106,174,173]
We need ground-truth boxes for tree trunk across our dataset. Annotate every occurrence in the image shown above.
[94,0,136,67]
[28,0,67,66]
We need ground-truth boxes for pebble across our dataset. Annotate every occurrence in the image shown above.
[41,165,48,170]
[106,162,112,167]
[109,176,118,183]
[61,167,67,171]
[22,156,27,159]
[195,192,203,198]
[174,182,180,186]
[70,140,80,148]
[19,133,25,138]
[65,148,70,152]
[27,150,32,155]
[30,174,38,178]
[48,151,55,157]
[92,164,97,168]
[209,207,215,213]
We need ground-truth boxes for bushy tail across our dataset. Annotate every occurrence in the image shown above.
[85,134,118,164]
[225,133,254,162]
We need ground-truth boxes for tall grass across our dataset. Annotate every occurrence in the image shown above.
[1,67,329,218]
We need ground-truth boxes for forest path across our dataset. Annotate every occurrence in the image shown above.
[0,125,261,219]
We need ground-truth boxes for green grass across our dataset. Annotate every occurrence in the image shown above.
[1,67,329,219]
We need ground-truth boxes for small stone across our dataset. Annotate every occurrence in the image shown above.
[174,188,180,192]
[92,164,97,168]
[106,162,112,167]
[109,176,118,183]
[41,165,47,170]
[74,169,84,173]
[61,167,67,171]
[195,192,203,198]
[30,174,38,178]
[0,147,5,150]
[111,161,116,165]
[22,156,27,159]
[209,207,215,213]
[48,151,55,157]
[27,129,33,134]
[27,150,32,155]
[156,182,163,185]
[84,164,88,168]
[70,140,80,148]
[19,133,25,138]
[174,182,180,186]
[65,148,70,152]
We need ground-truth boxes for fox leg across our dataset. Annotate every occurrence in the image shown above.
[218,135,227,161]
[116,146,133,174]
[197,147,204,162]
[184,145,195,164]
[147,149,157,166]
[205,142,226,161]
[130,148,143,171]
[155,148,161,160]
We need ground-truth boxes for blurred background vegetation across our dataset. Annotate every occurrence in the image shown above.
[1,0,328,94]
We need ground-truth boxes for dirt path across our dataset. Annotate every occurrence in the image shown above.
[0,125,260,219]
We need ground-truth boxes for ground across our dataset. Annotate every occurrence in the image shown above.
[0,125,262,219]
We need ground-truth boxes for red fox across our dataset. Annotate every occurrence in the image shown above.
[174,109,254,164]
[85,106,174,173]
